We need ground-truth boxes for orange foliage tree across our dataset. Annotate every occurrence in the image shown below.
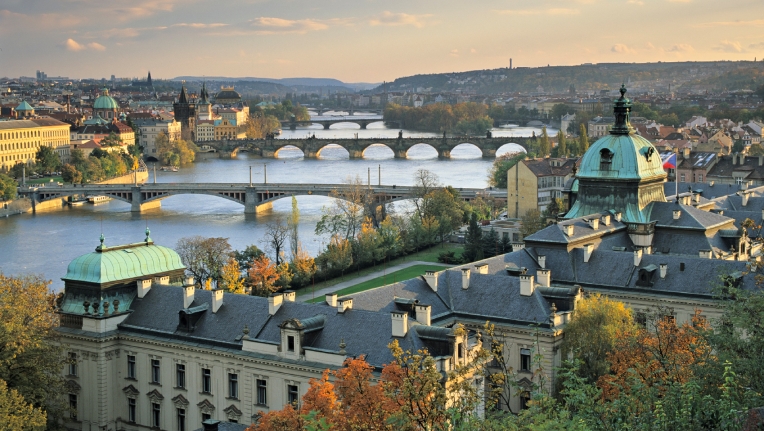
[247,255,280,297]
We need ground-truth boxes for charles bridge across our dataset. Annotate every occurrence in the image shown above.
[203,135,535,159]
[18,182,505,214]
[280,115,393,130]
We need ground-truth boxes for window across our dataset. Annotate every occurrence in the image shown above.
[680,173,686,182]
[177,408,186,431]
[520,349,531,372]
[457,342,463,359]
[635,312,647,327]
[287,384,299,406]
[151,359,161,384]
[202,413,211,422]
[127,355,136,379]
[128,398,136,423]
[176,364,185,388]
[257,379,267,406]
[287,336,295,352]
[228,373,238,399]
[599,148,613,171]
[69,394,77,420]
[152,403,161,428]
[201,368,211,393]
[663,315,676,326]
[520,391,531,410]
[68,352,77,376]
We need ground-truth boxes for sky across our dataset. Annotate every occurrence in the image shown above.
[1,0,763,83]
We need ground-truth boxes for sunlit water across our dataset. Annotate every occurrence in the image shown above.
[0,115,556,290]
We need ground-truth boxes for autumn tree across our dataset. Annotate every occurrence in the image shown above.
[488,152,525,188]
[219,258,245,294]
[316,175,371,240]
[0,379,46,431]
[175,236,232,286]
[291,245,317,288]
[248,255,280,297]
[60,164,82,184]
[263,217,290,265]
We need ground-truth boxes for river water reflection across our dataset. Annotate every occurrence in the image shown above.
[0,118,556,290]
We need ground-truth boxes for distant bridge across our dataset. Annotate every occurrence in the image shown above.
[280,115,393,130]
[18,182,505,214]
[203,136,535,159]
[307,108,384,116]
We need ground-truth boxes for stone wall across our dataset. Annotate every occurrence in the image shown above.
[96,169,148,185]
[0,198,32,216]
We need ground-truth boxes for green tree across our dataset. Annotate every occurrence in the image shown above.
[748,143,764,156]
[288,196,300,259]
[34,146,60,174]
[551,103,571,121]
[60,164,82,184]
[488,153,525,188]
[0,174,17,201]
[175,236,232,286]
[520,208,546,238]
[578,124,589,155]
[0,379,46,431]
[538,127,551,157]
[233,245,264,272]
[100,132,123,148]
[556,131,567,157]
[462,213,484,262]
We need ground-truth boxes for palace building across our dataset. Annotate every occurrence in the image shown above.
[0,117,71,172]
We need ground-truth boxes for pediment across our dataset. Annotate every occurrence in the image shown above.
[146,389,164,403]
[122,384,139,397]
[172,394,189,408]
[197,399,215,414]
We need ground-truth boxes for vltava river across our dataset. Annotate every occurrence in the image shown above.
[0,116,556,290]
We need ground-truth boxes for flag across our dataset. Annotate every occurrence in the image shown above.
[661,153,676,169]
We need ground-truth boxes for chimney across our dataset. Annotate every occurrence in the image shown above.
[153,275,169,285]
[391,312,408,337]
[535,255,546,269]
[137,279,152,298]
[283,290,296,302]
[659,263,667,279]
[601,214,611,226]
[673,209,681,220]
[519,274,535,296]
[337,298,353,313]
[732,153,738,165]
[709,180,714,186]
[760,208,764,221]
[461,268,471,290]
[183,278,195,309]
[563,224,574,236]
[415,304,431,326]
[268,293,283,315]
[588,218,599,230]
[202,419,221,431]
[683,147,690,159]
[699,249,712,259]
[583,244,594,263]
[742,193,749,207]
[326,293,337,307]
[474,263,488,274]
[423,271,438,292]
[537,269,551,287]
[211,289,224,313]
[634,248,643,266]
[760,155,764,167]
[614,212,622,222]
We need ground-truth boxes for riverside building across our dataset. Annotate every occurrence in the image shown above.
[0,117,70,172]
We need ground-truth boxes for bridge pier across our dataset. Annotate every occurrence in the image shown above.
[481,148,497,158]
[360,123,368,130]
[348,149,363,159]
[131,187,161,212]
[438,149,451,158]
[323,124,331,130]
[394,149,407,159]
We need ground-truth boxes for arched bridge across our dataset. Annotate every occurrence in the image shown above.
[280,115,394,130]
[204,136,535,159]
[19,182,505,214]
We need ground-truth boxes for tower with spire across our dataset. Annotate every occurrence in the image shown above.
[197,82,213,121]
[173,83,197,141]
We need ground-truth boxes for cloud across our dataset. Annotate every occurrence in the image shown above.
[470,48,477,54]
[171,23,229,29]
[697,19,764,28]
[627,0,644,5]
[611,44,635,54]
[63,38,86,51]
[667,0,691,2]
[87,42,106,51]
[369,11,432,28]
[666,43,693,52]
[249,17,329,34]
[497,8,579,15]
[450,49,459,57]
[714,40,743,53]
[750,42,764,50]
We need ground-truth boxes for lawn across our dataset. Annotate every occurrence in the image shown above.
[306,264,449,303]
[295,243,462,297]
[24,176,63,185]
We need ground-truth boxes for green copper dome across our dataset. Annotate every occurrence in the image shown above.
[93,88,119,110]
[62,240,185,285]
[576,133,665,181]
[16,100,33,111]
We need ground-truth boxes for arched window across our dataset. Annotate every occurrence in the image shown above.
[600,148,613,171]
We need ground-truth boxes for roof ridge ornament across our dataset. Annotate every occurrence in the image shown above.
[145,227,152,244]
[610,84,633,136]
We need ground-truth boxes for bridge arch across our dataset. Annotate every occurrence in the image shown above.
[316,144,350,159]
[449,142,483,159]
[496,143,528,157]
[325,121,361,130]
[141,191,245,205]
[360,143,394,159]
[405,143,439,159]
[273,145,305,158]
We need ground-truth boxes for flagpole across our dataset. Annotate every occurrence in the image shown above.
[675,148,678,202]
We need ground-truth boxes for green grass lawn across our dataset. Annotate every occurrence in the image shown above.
[306,264,449,303]
[24,176,63,185]
[295,243,462,297]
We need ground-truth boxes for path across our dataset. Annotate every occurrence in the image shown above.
[297,261,452,302]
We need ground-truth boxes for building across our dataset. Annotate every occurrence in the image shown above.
[674,150,717,184]
[197,83,213,122]
[587,116,614,138]
[213,119,244,140]
[134,119,181,160]
[92,88,120,121]
[55,230,483,430]
[196,121,215,142]
[215,107,248,129]
[506,157,578,218]
[214,87,242,105]
[70,119,135,147]
[173,85,196,141]
[0,118,71,172]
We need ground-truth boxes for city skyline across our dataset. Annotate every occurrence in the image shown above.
[1,0,763,83]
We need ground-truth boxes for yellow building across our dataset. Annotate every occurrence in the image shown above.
[0,118,71,172]
[216,106,249,126]
[214,119,245,140]
[507,157,578,218]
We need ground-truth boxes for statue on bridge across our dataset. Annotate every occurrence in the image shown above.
[486,130,492,138]
[398,130,403,139]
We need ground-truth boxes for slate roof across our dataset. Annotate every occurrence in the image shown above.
[663,182,742,200]
[522,157,578,177]
[647,202,734,230]
[708,155,764,181]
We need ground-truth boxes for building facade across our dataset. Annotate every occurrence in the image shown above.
[506,157,578,218]
[173,86,196,141]
[0,118,70,172]
[134,119,182,160]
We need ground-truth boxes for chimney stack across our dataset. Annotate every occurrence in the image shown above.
[211,289,224,313]
[634,248,643,266]
[583,244,594,263]
[601,214,611,226]
[659,263,667,279]
[283,291,296,302]
[759,155,763,167]
[326,293,337,307]
[337,298,353,314]
[415,304,431,326]
[614,212,622,222]
[537,269,551,287]
[699,249,713,259]
[673,209,681,220]
[423,271,438,292]
[137,279,152,298]
[461,268,471,290]
[183,278,195,309]
[742,193,749,207]
[564,224,574,236]
[474,264,488,274]
[202,419,221,431]
[391,312,408,337]
[520,274,535,296]
[537,255,546,269]
[268,293,283,315]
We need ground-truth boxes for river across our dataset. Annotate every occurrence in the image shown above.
[0,114,556,290]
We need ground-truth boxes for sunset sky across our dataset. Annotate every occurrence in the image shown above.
[1,0,762,83]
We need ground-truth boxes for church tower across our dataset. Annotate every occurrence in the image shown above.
[197,82,213,121]
[173,84,196,141]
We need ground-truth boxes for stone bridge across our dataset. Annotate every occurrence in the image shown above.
[204,136,534,159]
[280,116,394,130]
[18,182,505,214]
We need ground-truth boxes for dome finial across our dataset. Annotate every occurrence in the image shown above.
[610,85,633,135]
[145,227,152,243]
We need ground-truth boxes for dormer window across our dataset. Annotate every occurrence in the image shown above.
[287,336,295,352]
[600,148,614,171]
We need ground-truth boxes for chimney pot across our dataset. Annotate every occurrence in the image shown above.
[537,269,551,287]
[474,264,488,274]
[601,214,611,226]
[673,209,681,220]
[461,268,471,290]
[415,304,432,326]
[659,263,667,279]
[283,290,296,302]
[537,255,546,269]
[742,193,749,207]
[183,284,194,309]
[564,224,574,236]
[137,279,152,298]
[634,248,643,266]
[391,312,408,337]
[519,274,535,296]
[423,271,438,292]
[589,218,599,230]
[583,243,594,263]
[337,298,353,313]
[211,289,224,313]
[268,293,283,315]
[326,293,337,307]
[614,212,622,222]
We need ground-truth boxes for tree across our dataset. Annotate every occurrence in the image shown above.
[412,169,441,221]
[316,175,371,240]
[578,124,589,155]
[60,164,82,184]
[426,187,465,243]
[488,152,525,188]
[538,127,551,157]
[545,197,564,218]
[561,294,635,384]
[34,146,60,174]
[264,217,290,265]
[462,213,484,262]
[0,274,69,428]
[275,261,293,290]
[100,132,123,148]
[556,131,567,157]
[0,174,17,201]
[551,103,570,121]
[233,245,264,273]
[320,235,353,276]
[248,255,280,297]
[288,196,300,259]
[291,245,317,288]
[219,258,245,294]
[175,236,232,286]
[0,379,46,431]
[748,143,764,156]
[356,218,383,267]
[520,208,546,238]
[245,114,281,139]
[155,132,197,166]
